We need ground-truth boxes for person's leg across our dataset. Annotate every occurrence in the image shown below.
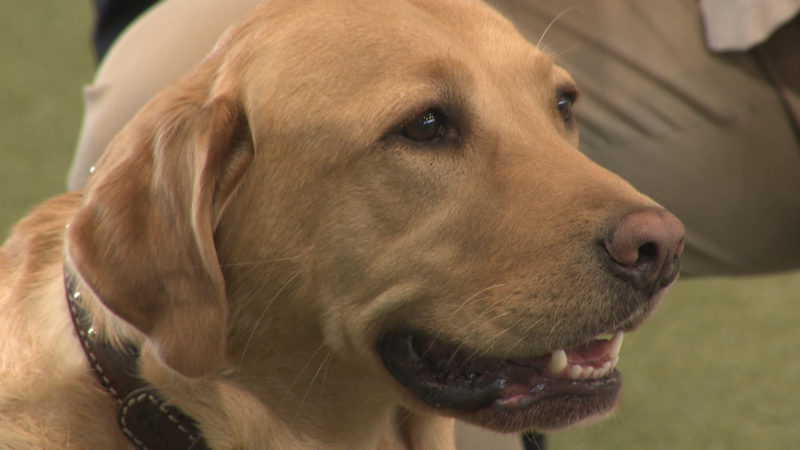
[490,0,800,276]
[92,0,160,61]
[68,0,260,190]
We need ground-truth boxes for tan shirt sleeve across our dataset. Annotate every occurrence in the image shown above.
[698,0,800,51]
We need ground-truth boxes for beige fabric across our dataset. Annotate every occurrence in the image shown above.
[67,0,261,189]
[699,0,800,51]
[756,15,800,139]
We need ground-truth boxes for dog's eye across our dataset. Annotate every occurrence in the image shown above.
[401,110,445,142]
[557,92,576,123]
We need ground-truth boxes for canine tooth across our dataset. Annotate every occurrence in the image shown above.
[596,333,615,341]
[610,356,620,369]
[567,365,582,379]
[609,331,624,357]
[548,349,567,375]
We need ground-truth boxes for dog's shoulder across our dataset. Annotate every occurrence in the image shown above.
[0,192,127,448]
[1,192,81,277]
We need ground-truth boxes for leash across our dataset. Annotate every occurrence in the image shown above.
[64,267,210,450]
[522,431,547,450]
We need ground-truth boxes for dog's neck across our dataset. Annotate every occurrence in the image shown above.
[222,284,456,448]
[67,264,454,448]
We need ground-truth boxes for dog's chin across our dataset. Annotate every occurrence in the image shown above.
[376,329,626,432]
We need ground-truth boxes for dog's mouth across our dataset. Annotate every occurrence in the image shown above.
[377,330,625,431]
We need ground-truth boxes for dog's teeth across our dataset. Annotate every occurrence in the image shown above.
[548,349,567,375]
[553,332,625,380]
[596,333,614,341]
[549,332,624,380]
[609,331,624,357]
[567,365,582,379]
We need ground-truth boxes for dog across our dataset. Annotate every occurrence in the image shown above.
[0,0,684,448]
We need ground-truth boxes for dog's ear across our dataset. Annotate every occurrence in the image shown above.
[66,81,252,378]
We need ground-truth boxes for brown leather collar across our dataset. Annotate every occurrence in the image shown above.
[64,267,210,450]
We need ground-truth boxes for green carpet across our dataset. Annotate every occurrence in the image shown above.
[1,3,799,449]
[0,3,93,237]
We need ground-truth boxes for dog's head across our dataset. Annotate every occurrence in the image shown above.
[66,0,683,433]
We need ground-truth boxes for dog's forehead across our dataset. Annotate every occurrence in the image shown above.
[229,0,564,132]
[235,0,555,82]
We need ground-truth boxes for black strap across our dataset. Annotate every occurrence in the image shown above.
[522,431,547,450]
[65,267,210,450]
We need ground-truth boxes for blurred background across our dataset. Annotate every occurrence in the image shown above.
[0,4,92,233]
[1,3,799,449]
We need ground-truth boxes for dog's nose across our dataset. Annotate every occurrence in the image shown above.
[603,209,685,291]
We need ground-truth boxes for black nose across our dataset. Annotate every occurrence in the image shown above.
[603,208,685,291]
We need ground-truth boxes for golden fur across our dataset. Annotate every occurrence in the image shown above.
[0,0,682,448]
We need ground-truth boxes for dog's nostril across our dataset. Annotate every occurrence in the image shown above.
[636,242,659,266]
[603,209,685,290]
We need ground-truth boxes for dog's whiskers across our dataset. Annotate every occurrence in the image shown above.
[504,319,545,357]
[442,304,514,369]
[439,306,498,367]
[393,407,415,431]
[536,7,582,49]
[545,42,582,60]
[236,271,302,375]
[292,350,334,424]
[423,284,506,358]
[459,315,527,366]
[219,252,309,269]
[454,311,530,371]
[288,342,328,390]
[319,348,335,391]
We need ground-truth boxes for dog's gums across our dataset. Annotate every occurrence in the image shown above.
[377,330,625,430]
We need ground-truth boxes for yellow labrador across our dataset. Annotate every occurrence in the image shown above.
[0,0,684,448]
